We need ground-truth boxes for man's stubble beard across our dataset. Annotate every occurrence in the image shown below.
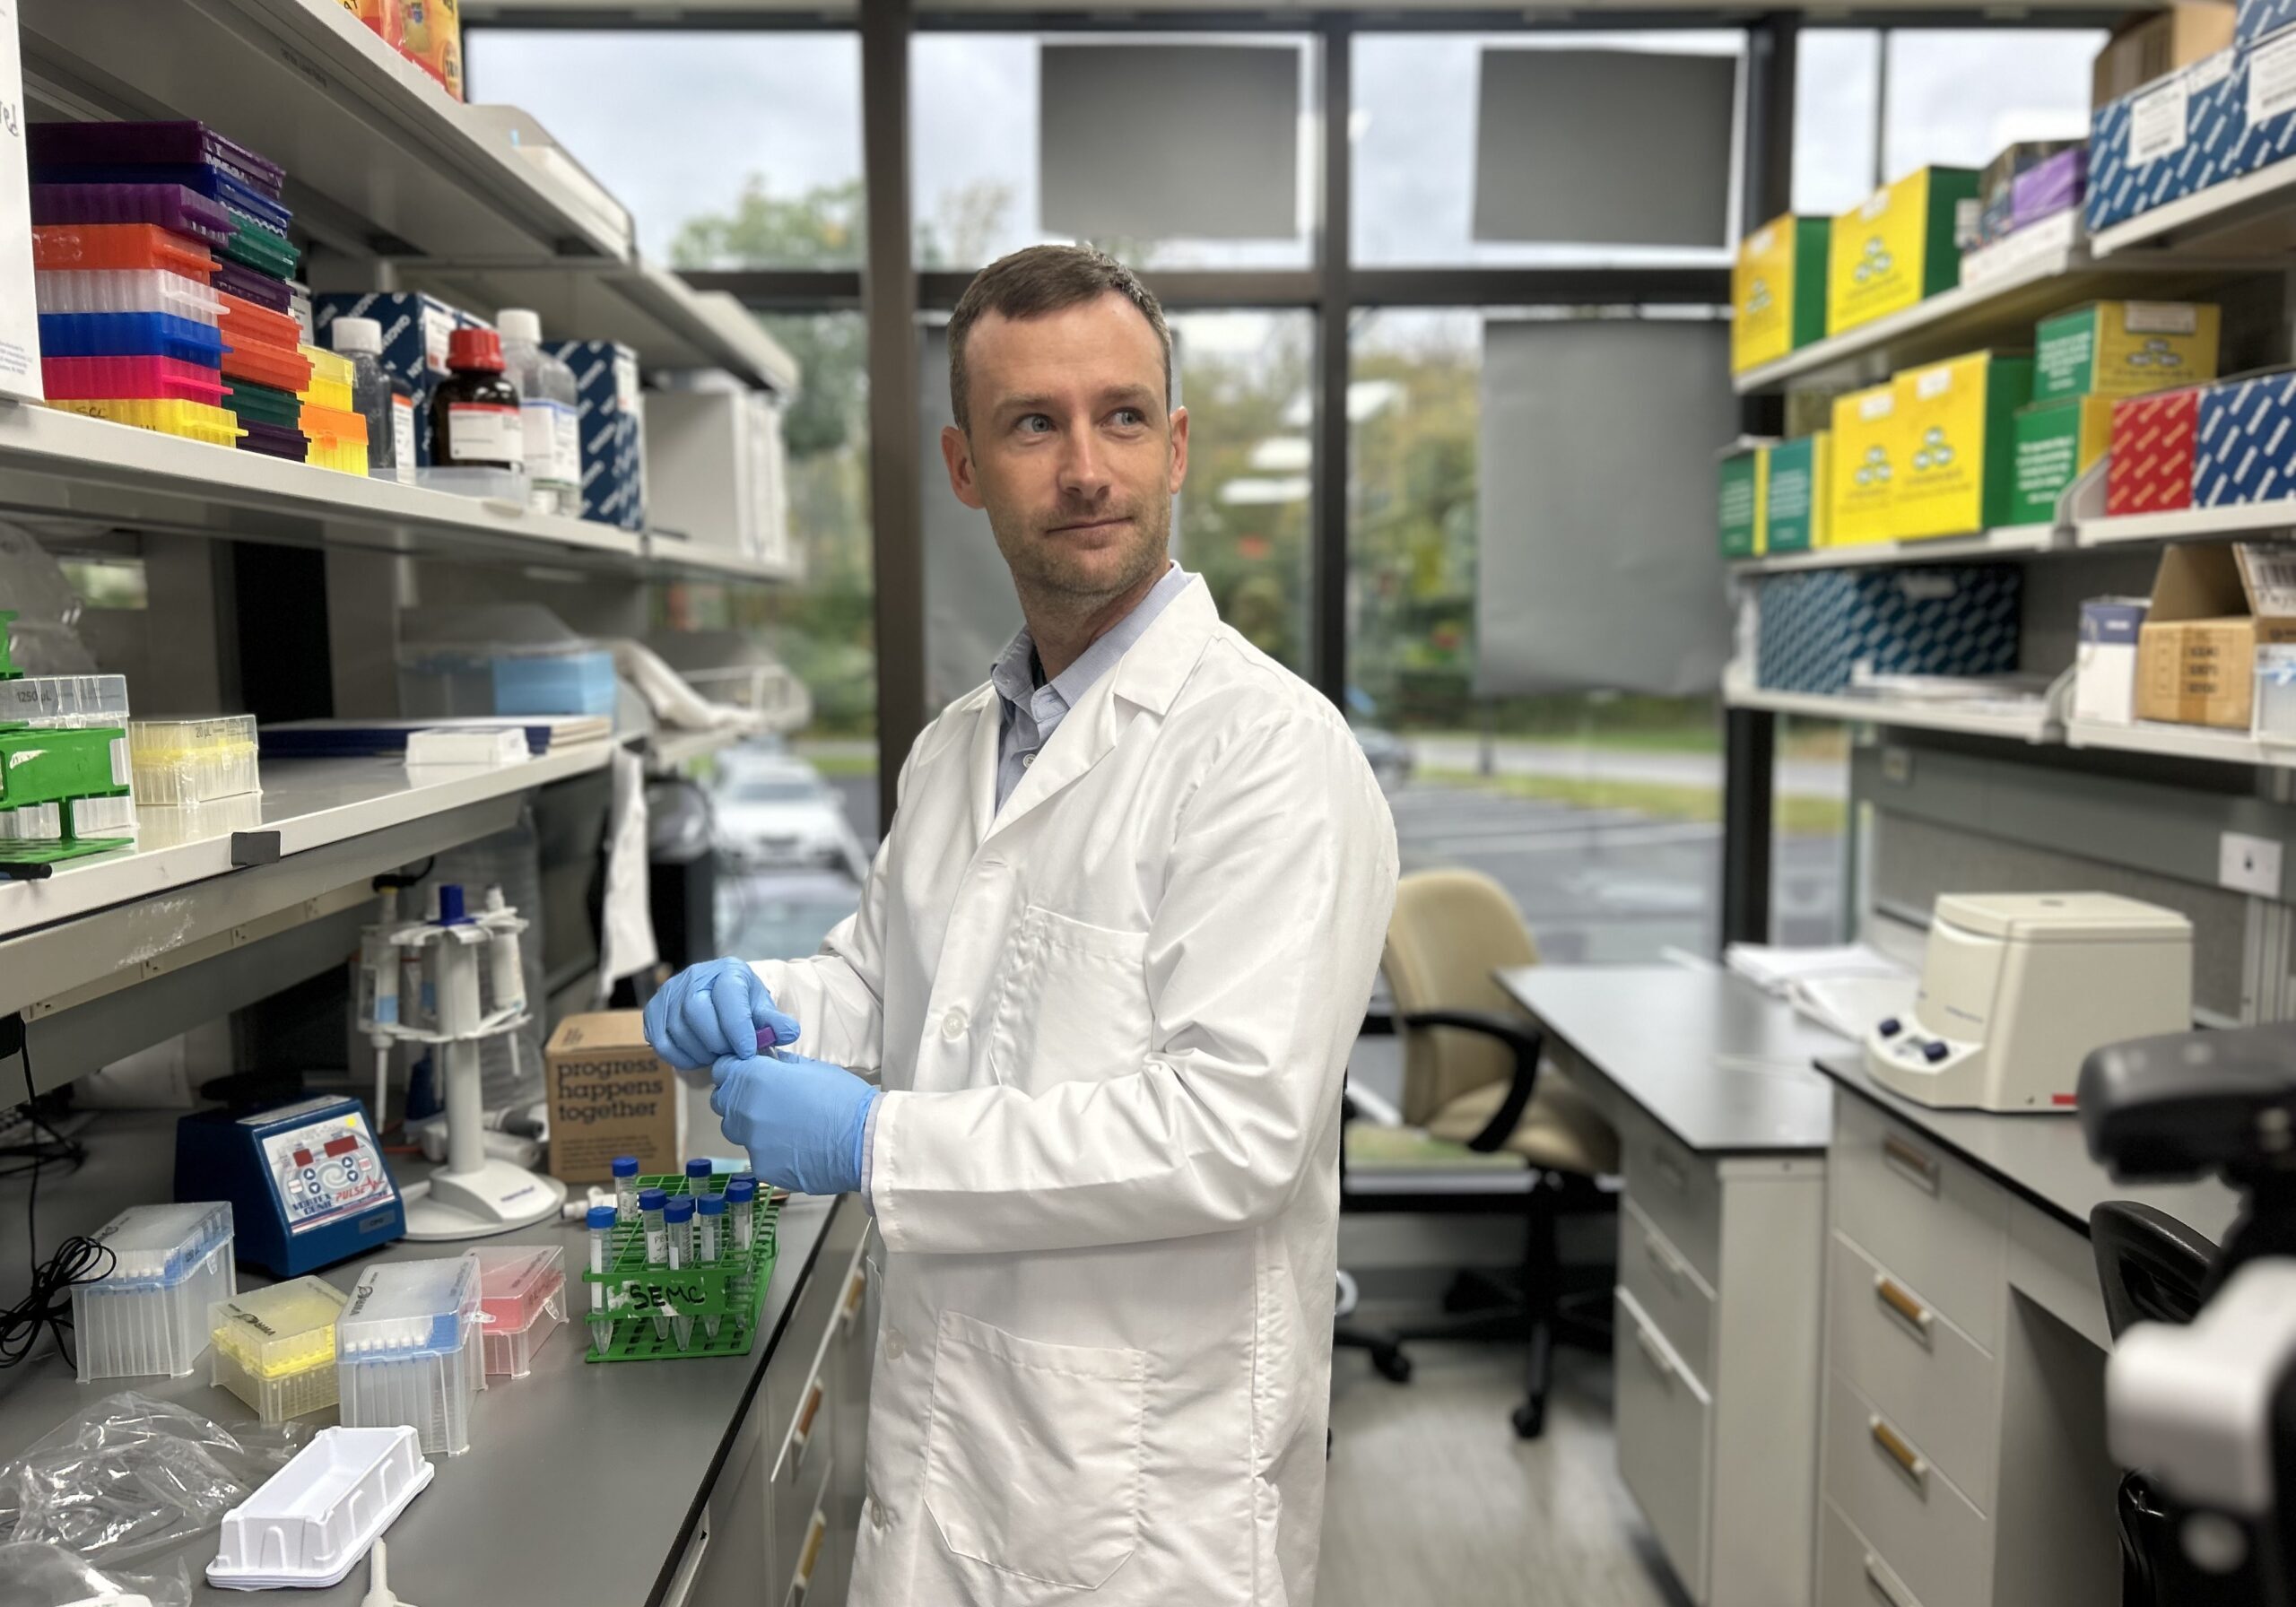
[989,491,1171,623]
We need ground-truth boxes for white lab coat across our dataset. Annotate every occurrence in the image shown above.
[753,578,1397,1607]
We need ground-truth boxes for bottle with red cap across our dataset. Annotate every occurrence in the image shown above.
[430,326,523,473]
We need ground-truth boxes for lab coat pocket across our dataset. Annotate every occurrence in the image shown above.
[987,906,1152,1092]
[921,1309,1146,1590]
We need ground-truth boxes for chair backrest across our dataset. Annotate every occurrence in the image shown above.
[2090,1201,2216,1340]
[1382,867,1541,1128]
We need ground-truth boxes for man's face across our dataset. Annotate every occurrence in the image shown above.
[940,292,1189,608]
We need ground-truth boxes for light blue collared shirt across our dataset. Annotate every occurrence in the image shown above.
[987,562,1194,812]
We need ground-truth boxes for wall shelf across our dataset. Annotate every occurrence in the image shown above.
[1726,685,2060,743]
[2074,500,2296,547]
[1734,524,2059,574]
[2090,152,2296,262]
[2065,717,2296,768]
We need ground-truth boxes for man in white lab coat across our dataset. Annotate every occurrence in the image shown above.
[642,244,1399,1607]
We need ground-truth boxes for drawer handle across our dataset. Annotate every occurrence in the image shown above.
[792,1507,828,1599]
[840,1268,867,1336]
[1863,1550,1919,1607]
[1644,1228,1690,1292]
[1874,1275,1935,1345]
[792,1380,826,1455]
[1631,1322,1675,1385]
[1869,1416,1929,1493]
[1881,1134,1941,1195]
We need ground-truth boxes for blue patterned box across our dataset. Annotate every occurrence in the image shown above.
[2240,31,2296,171]
[2196,369,2296,506]
[315,292,487,469]
[2088,51,2246,230]
[2241,0,2296,48]
[1755,566,2023,695]
[544,339,648,531]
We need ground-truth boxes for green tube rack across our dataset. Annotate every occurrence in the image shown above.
[582,1175,781,1363]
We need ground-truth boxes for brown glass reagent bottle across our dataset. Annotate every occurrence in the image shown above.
[430,327,522,472]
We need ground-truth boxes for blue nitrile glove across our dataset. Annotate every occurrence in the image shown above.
[642,958,801,1071]
[710,1051,878,1197]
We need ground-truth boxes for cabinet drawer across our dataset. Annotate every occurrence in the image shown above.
[1616,1288,1712,1605]
[774,1375,834,1572]
[1822,1372,1989,1607]
[1620,1195,1717,1389]
[1622,1108,1723,1290]
[769,1205,868,1481]
[1818,1498,1926,1607]
[1832,1096,2008,1351]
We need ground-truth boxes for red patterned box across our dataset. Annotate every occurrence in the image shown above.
[2107,387,2201,517]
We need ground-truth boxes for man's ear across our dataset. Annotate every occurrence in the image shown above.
[1167,405,1190,495]
[941,423,986,510]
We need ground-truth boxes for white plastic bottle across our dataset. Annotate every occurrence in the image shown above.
[496,308,581,517]
[328,317,398,482]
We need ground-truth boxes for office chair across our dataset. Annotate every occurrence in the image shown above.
[2092,1201,2219,1607]
[1373,866,1622,1439]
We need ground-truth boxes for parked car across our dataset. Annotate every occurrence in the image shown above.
[711,755,868,876]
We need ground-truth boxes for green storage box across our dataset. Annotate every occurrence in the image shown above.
[1718,441,1771,560]
[1763,432,1830,553]
[2009,395,2112,526]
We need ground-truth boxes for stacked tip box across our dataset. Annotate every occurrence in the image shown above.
[28,121,315,460]
[545,340,648,530]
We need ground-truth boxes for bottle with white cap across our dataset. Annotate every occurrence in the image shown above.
[328,317,404,483]
[496,308,582,517]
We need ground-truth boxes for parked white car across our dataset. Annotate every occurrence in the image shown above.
[712,756,867,877]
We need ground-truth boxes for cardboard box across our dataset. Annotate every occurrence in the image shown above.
[2012,395,2115,525]
[1979,141,2084,243]
[544,1012,686,1184]
[2240,30,2296,171]
[1754,565,2023,695]
[1718,441,1771,559]
[544,339,648,530]
[1731,215,1829,372]
[2075,597,2152,724]
[1830,383,1903,545]
[2035,300,2222,399]
[336,0,404,47]
[1827,167,1982,336]
[2197,369,2296,506]
[1764,432,1830,554]
[2088,50,2247,231]
[2109,387,2203,515]
[401,0,462,99]
[2239,0,2296,50]
[1894,352,2036,539]
[2095,2,2238,105]
[2012,146,2090,235]
[2135,542,2296,726]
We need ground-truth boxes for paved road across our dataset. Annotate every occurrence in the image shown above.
[1407,734,1848,800]
[817,767,1840,958]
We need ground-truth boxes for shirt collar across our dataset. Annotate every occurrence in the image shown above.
[989,562,1191,720]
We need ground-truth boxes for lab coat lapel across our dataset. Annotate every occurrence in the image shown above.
[966,691,1002,849]
[981,579,1218,845]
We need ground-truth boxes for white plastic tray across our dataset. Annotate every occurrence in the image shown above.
[206,1424,436,1591]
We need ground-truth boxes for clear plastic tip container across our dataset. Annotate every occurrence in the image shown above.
[211,1275,348,1423]
[73,1202,236,1381]
[127,714,260,805]
[336,1254,484,1456]
[474,1244,565,1379]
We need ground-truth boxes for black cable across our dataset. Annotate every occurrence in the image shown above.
[0,1113,106,1369]
[373,856,437,893]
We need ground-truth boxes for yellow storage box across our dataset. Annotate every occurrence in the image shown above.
[1894,351,2037,541]
[1827,167,1982,336]
[1830,384,1903,546]
[1732,215,1829,373]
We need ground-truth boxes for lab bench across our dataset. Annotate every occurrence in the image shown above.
[1500,964,2244,1607]
[0,1111,874,1607]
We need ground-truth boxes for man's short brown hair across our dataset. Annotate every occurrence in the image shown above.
[946,245,1171,433]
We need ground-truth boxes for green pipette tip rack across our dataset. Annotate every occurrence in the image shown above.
[582,1174,782,1362]
[0,609,134,879]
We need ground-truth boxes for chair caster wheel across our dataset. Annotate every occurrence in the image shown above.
[1373,1348,1413,1384]
[1511,1399,1546,1440]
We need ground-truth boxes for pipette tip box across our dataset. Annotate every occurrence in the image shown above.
[336,1254,485,1456]
[474,1244,565,1378]
[128,715,260,805]
[211,1274,349,1423]
[72,1201,235,1382]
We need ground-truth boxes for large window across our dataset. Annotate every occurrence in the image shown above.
[464,30,865,266]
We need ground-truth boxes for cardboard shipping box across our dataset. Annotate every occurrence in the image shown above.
[2135,542,2296,726]
[2108,387,2203,515]
[1731,215,1829,372]
[1894,351,2036,539]
[1827,166,1981,336]
[2088,50,2247,231]
[2011,395,2114,525]
[2093,1,2237,105]
[544,1011,686,1184]
[1764,431,1830,553]
[2035,300,2221,399]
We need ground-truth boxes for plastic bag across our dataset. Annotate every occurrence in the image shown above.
[0,1538,192,1607]
[0,1392,310,1565]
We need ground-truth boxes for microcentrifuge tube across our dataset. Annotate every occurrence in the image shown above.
[613,1155,639,1224]
[639,1186,670,1342]
[587,1204,617,1355]
[685,1157,714,1202]
[697,1194,726,1343]
[664,1196,696,1352]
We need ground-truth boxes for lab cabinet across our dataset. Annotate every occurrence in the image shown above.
[1603,1100,1827,1607]
[688,1206,874,1607]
